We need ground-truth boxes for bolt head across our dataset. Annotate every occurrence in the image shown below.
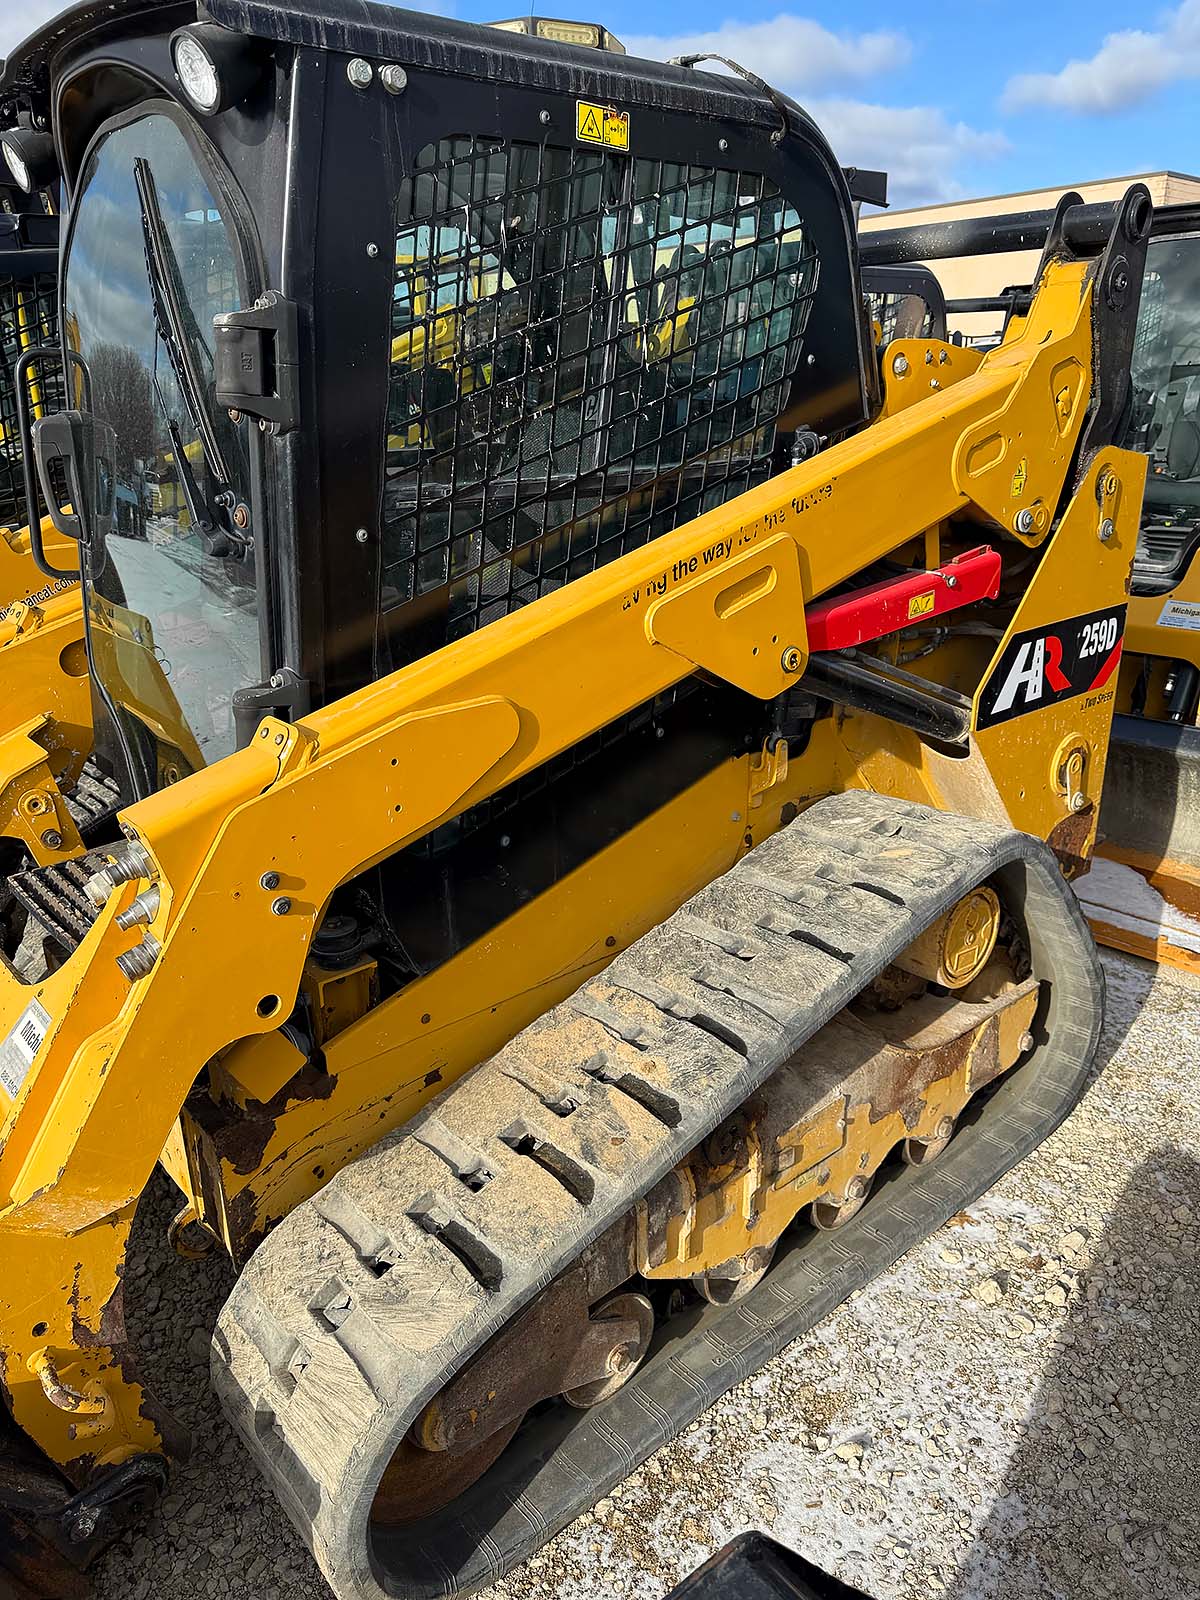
[356,527,369,544]
[347,57,374,88]
[233,504,250,530]
[366,242,379,259]
[1070,790,1089,813]
[892,353,910,377]
[781,645,802,673]
[260,871,281,891]
[1013,508,1035,535]
[380,63,407,94]
[271,897,292,916]
[1098,517,1115,542]
[1019,1030,1035,1053]
[538,108,551,125]
[718,137,729,152]
[1102,473,1119,498]
[41,829,63,850]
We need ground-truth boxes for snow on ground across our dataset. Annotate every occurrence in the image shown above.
[98,950,1200,1600]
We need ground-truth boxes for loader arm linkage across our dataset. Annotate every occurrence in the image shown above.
[0,185,1148,1590]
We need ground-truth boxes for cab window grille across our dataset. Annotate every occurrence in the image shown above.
[866,289,934,344]
[381,136,818,662]
[0,269,59,532]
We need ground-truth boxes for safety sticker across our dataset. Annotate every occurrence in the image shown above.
[577,101,629,150]
[0,999,50,1101]
[1157,598,1200,632]
[907,591,937,620]
[1010,458,1028,497]
[976,604,1126,730]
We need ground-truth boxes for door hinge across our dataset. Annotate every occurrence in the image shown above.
[214,290,300,434]
[232,667,309,748]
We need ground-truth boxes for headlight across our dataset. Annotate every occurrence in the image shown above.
[0,129,58,194]
[170,24,262,116]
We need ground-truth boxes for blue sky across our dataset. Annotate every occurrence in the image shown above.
[3,0,1198,207]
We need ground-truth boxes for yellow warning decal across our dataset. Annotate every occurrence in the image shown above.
[907,591,937,620]
[1010,457,1028,497]
[577,101,629,150]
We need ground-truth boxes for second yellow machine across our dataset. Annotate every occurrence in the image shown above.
[0,2,1149,1596]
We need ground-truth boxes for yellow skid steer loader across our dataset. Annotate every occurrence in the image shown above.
[0,3,1149,1596]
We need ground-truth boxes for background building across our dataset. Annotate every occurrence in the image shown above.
[860,171,1200,343]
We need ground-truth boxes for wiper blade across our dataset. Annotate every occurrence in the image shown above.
[134,156,232,489]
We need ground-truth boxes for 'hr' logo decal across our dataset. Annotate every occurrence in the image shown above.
[977,606,1125,730]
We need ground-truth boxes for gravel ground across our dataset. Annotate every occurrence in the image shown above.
[98,949,1200,1600]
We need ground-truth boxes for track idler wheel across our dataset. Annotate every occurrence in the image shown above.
[562,1291,654,1408]
[371,1416,523,1526]
[811,1175,872,1231]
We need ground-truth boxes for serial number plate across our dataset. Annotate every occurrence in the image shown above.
[0,999,50,1101]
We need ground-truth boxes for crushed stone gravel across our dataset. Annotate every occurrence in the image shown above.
[95,950,1200,1600]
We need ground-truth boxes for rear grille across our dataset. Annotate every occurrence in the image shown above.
[380,136,818,665]
[0,269,59,533]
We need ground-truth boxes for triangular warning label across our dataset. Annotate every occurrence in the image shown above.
[579,106,602,142]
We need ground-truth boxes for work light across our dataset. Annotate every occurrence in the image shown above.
[170,24,261,115]
[0,128,57,194]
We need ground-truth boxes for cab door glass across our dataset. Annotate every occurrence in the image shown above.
[62,112,258,783]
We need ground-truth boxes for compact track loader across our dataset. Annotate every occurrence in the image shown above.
[1081,207,1200,968]
[869,202,1200,969]
[0,3,1150,1596]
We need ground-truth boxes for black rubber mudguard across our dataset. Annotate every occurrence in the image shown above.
[213,792,1103,1600]
[665,1532,875,1600]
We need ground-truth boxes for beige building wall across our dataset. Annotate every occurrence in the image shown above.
[860,171,1200,342]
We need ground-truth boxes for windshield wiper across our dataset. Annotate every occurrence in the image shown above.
[134,156,233,491]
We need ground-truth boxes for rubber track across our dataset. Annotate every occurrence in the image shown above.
[212,793,1103,1599]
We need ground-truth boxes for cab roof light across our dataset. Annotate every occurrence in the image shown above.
[487,17,626,52]
[0,127,57,195]
[170,23,262,116]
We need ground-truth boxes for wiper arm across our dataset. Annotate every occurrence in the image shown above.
[160,396,241,558]
[134,156,232,489]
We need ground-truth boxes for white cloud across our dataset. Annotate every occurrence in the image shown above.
[1003,0,1200,114]
[624,15,910,92]
[810,99,1009,206]
[625,15,1006,207]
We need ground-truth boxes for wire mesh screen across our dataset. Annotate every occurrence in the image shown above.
[0,268,58,531]
[381,136,818,661]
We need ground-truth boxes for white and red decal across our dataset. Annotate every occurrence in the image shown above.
[976,605,1126,730]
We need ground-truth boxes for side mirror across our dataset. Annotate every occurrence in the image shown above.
[33,408,118,548]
